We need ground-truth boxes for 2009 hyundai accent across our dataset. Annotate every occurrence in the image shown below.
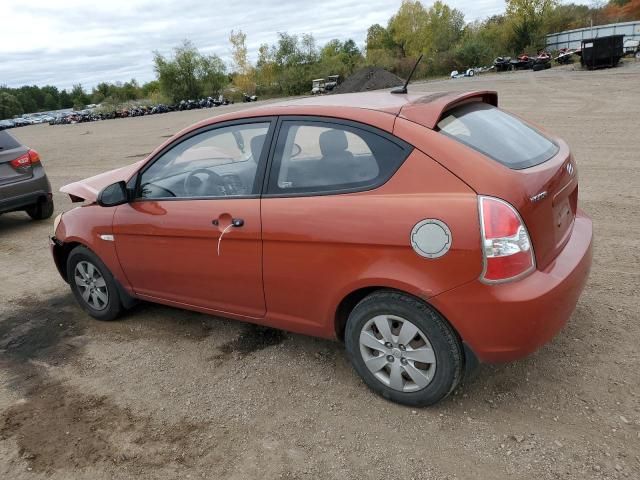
[51,90,592,406]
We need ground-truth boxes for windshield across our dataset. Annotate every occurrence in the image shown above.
[437,103,558,170]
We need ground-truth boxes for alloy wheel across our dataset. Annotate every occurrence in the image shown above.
[74,260,109,311]
[359,314,436,392]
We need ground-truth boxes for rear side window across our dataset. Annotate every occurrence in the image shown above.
[0,131,21,150]
[268,120,411,195]
[437,103,558,170]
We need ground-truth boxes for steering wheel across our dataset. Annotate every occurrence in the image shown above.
[290,143,302,158]
[184,168,227,197]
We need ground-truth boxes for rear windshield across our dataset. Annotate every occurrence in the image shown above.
[437,103,558,170]
[0,131,21,150]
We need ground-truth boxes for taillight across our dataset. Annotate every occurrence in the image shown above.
[479,196,535,283]
[10,149,40,169]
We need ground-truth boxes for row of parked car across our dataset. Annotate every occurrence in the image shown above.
[0,94,258,130]
[494,52,553,72]
[48,102,189,125]
[0,114,54,129]
[48,97,241,125]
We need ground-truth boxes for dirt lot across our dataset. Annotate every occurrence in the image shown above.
[1,63,639,479]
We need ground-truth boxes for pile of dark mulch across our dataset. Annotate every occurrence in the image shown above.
[333,67,405,94]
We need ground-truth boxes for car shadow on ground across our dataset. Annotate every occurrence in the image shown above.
[1,290,593,412]
[456,303,595,408]
[95,300,290,356]
[0,212,46,234]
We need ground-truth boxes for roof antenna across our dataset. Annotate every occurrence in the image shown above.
[391,54,423,94]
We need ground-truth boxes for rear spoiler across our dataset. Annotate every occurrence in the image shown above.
[398,90,498,129]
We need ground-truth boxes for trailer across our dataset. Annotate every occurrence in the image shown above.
[581,35,624,69]
[546,20,640,51]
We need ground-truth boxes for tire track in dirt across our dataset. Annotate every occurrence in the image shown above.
[0,296,209,474]
[0,295,290,475]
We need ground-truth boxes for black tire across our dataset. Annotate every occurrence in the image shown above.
[345,290,463,407]
[66,246,123,321]
[26,197,54,220]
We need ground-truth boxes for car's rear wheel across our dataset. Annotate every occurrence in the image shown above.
[67,246,123,321]
[26,197,54,220]
[345,290,462,406]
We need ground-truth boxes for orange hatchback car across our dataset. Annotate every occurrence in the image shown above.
[51,90,592,406]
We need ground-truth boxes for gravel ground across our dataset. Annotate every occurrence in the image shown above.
[1,62,639,479]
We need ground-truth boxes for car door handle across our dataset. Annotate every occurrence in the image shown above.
[211,218,244,227]
[216,217,244,256]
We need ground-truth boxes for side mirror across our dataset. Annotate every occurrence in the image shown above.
[97,181,129,207]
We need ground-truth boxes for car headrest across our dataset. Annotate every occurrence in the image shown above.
[319,129,348,157]
[250,134,266,162]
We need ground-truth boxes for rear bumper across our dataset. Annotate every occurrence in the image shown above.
[0,165,51,213]
[430,210,593,363]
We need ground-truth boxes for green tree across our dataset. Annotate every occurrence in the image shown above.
[43,93,58,110]
[366,24,395,52]
[365,24,400,69]
[41,86,60,110]
[71,84,90,108]
[275,33,303,67]
[142,80,160,97]
[256,43,278,92]
[387,0,429,57]
[320,39,343,59]
[318,39,362,75]
[59,90,74,109]
[18,86,44,110]
[199,54,228,97]
[543,3,592,33]
[381,1,465,75]
[120,79,142,101]
[506,0,559,51]
[154,40,227,102]
[229,29,256,94]
[0,92,23,119]
[16,93,37,113]
[427,1,465,54]
[455,31,493,68]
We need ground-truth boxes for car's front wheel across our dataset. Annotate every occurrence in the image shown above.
[345,290,463,407]
[67,246,123,321]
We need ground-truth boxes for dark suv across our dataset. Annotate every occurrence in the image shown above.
[0,130,53,220]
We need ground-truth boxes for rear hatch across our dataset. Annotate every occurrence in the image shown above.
[0,131,31,187]
[432,101,578,270]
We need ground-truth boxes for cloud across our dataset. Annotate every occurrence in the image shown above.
[0,0,563,90]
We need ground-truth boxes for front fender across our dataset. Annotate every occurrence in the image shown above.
[53,205,133,295]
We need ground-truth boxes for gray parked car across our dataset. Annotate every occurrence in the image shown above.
[0,130,53,220]
[0,120,15,130]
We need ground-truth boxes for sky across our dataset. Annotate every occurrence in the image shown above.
[0,0,569,90]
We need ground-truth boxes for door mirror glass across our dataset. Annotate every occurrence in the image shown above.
[98,181,129,207]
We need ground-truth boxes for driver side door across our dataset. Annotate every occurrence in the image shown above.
[113,119,274,319]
